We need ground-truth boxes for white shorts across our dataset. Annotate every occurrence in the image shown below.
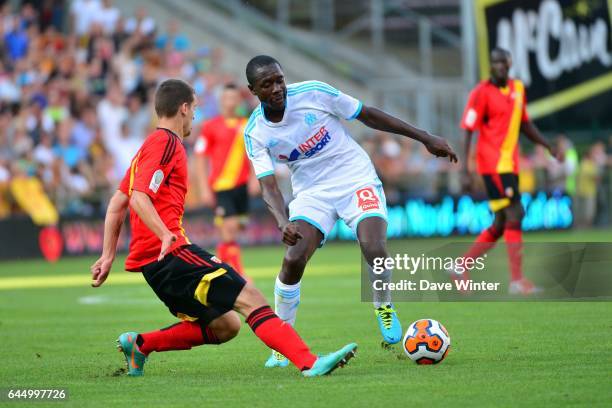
[288,181,387,245]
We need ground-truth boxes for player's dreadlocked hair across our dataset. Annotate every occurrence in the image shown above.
[246,55,282,86]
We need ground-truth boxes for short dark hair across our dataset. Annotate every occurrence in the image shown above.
[491,47,511,59]
[154,79,195,118]
[245,55,281,86]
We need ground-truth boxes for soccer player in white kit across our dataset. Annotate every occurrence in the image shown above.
[244,56,457,367]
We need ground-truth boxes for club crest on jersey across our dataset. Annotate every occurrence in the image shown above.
[356,187,380,211]
[304,113,317,126]
[149,169,164,193]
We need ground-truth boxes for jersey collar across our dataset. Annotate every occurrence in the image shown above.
[157,127,181,139]
[261,97,289,128]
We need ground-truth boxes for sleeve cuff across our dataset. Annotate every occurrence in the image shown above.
[347,101,363,121]
[256,170,274,179]
[130,186,156,199]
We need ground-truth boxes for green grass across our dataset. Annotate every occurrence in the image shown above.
[0,230,611,407]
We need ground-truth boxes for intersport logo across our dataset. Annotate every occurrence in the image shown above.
[279,126,331,162]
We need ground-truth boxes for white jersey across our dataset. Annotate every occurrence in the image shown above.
[244,81,379,196]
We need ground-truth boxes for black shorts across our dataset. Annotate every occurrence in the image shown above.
[482,173,520,212]
[142,244,246,325]
[215,184,249,218]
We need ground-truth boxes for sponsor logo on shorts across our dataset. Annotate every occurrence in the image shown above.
[357,187,380,211]
[505,186,514,197]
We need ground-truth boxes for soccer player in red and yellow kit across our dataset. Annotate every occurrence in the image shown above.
[90,79,356,377]
[459,48,563,295]
[195,83,257,276]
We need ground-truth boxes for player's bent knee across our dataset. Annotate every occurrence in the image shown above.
[233,283,268,317]
[283,251,308,272]
[208,311,241,343]
[360,241,387,262]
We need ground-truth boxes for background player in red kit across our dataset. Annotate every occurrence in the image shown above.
[90,79,356,377]
[195,83,257,276]
[459,48,563,294]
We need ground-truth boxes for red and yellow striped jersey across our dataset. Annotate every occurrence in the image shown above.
[119,128,190,271]
[195,116,250,192]
[460,79,529,175]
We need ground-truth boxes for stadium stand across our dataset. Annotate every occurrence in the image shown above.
[0,0,610,229]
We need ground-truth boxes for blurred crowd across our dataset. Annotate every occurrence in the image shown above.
[0,0,253,219]
[0,1,610,229]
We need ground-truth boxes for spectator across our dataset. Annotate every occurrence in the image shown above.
[95,0,120,35]
[576,147,599,226]
[156,19,190,52]
[126,92,150,140]
[71,105,97,155]
[0,157,10,218]
[96,83,127,149]
[4,16,30,62]
[107,120,140,181]
[124,6,155,36]
[69,0,102,37]
[112,39,139,93]
[53,119,82,169]
[13,127,33,160]
[591,141,609,225]
[0,69,21,102]
[24,98,51,143]
[556,134,579,196]
[42,87,69,131]
[38,0,66,32]
[33,131,54,167]
[518,152,536,194]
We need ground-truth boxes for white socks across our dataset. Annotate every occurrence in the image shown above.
[369,266,392,309]
[274,277,301,326]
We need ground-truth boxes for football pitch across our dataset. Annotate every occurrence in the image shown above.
[1,230,610,407]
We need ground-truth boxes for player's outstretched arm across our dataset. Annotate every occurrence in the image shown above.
[129,190,177,260]
[520,120,564,162]
[91,190,129,287]
[356,106,458,162]
[259,175,302,246]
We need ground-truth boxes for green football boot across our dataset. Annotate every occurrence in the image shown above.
[117,332,147,377]
[302,343,357,377]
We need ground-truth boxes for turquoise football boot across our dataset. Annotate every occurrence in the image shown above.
[117,332,147,376]
[375,305,402,345]
[264,351,289,368]
[302,343,357,377]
